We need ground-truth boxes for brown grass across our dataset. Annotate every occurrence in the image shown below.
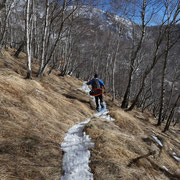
[85,108,180,180]
[0,48,94,179]
[110,109,143,135]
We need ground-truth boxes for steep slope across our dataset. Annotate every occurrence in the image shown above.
[0,48,94,179]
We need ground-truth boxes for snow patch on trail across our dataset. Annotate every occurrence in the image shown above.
[78,81,91,94]
[61,119,94,180]
[94,107,115,121]
[61,82,94,180]
[61,81,115,179]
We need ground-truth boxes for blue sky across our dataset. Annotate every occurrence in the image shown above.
[96,0,180,26]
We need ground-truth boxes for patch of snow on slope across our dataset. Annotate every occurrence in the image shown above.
[81,81,91,93]
[61,119,94,180]
[114,15,132,26]
[94,107,115,121]
[152,135,163,147]
[173,155,180,163]
[162,166,168,171]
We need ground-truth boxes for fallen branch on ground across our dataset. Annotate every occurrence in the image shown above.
[127,150,156,167]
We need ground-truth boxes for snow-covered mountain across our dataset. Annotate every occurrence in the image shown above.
[66,6,134,39]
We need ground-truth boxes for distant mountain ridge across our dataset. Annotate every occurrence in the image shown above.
[65,5,134,39]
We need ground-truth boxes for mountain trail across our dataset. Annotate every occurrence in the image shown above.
[61,82,114,180]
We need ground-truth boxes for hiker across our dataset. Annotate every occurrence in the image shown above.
[87,74,105,111]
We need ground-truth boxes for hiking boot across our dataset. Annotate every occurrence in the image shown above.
[96,107,100,112]
[100,103,104,108]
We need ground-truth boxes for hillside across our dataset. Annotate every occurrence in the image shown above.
[0,48,94,179]
[0,48,180,180]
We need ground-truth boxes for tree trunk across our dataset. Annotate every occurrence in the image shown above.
[157,40,170,125]
[37,0,49,77]
[121,0,146,109]
[157,3,171,126]
[25,0,32,79]
[163,94,180,132]
[0,0,16,46]
[112,40,119,102]
[14,41,25,58]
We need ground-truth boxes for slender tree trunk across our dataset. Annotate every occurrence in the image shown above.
[14,41,25,57]
[163,94,180,132]
[32,5,37,58]
[121,0,146,109]
[112,40,119,102]
[0,0,16,46]
[121,62,134,108]
[157,2,172,126]
[25,0,32,79]
[104,34,111,86]
[29,0,34,58]
[37,0,49,77]
[157,36,170,125]
[164,81,175,116]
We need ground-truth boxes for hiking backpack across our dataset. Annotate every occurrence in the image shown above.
[92,79,101,89]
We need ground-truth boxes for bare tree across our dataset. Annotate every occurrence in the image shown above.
[112,40,120,102]
[121,0,148,108]
[0,0,16,46]
[163,94,180,132]
[157,0,180,125]
[128,1,180,111]
[37,0,49,77]
[37,0,80,77]
[25,0,34,79]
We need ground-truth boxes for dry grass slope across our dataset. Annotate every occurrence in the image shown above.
[0,48,94,179]
[85,107,180,179]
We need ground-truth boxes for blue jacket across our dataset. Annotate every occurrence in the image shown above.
[87,78,104,88]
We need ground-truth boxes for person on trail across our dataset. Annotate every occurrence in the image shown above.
[87,74,105,111]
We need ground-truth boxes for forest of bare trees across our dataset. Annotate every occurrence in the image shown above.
[0,0,179,131]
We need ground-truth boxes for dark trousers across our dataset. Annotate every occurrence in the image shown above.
[95,94,104,109]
